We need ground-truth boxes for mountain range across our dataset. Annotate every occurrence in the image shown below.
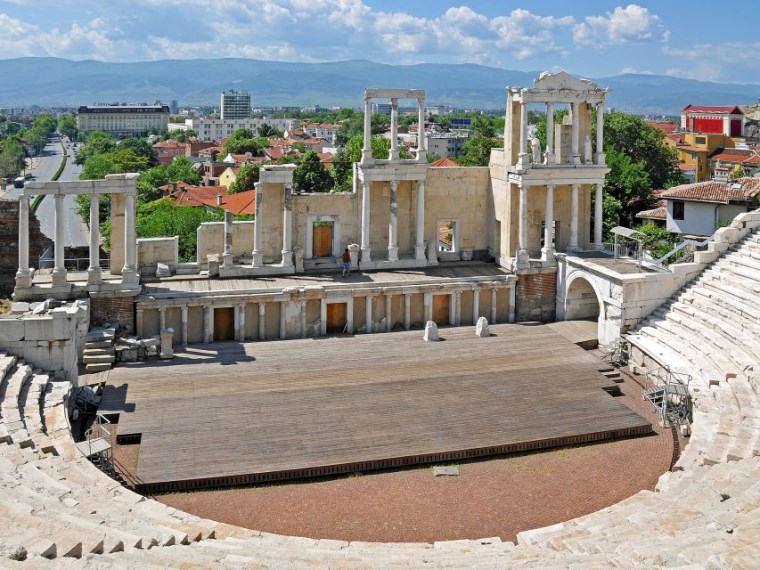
[0,57,758,116]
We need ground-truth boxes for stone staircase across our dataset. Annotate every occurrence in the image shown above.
[82,327,116,374]
[2,214,760,567]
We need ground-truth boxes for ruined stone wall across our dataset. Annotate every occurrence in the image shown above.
[0,201,47,297]
[89,291,137,334]
[515,268,557,322]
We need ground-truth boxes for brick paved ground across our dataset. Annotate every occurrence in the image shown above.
[138,369,674,544]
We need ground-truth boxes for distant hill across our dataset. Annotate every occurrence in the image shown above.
[0,57,757,115]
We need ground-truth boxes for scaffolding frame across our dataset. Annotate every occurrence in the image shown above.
[643,365,693,427]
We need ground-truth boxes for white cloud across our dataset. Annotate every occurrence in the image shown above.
[620,66,652,75]
[573,4,668,47]
[0,12,37,37]
[663,41,760,83]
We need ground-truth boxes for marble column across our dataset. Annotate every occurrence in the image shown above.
[508,287,516,323]
[159,307,166,332]
[204,306,213,344]
[517,99,529,168]
[360,180,372,262]
[453,291,461,326]
[222,210,234,268]
[594,183,604,249]
[365,295,373,333]
[15,194,32,288]
[320,300,327,336]
[87,193,102,284]
[415,180,426,260]
[238,304,246,342]
[571,102,581,165]
[181,306,188,346]
[252,183,264,267]
[423,292,432,322]
[569,183,579,251]
[279,302,287,340]
[491,288,498,324]
[362,96,372,164]
[472,289,480,325]
[596,102,606,165]
[541,184,556,265]
[516,183,530,269]
[258,303,266,341]
[416,96,427,163]
[385,294,392,332]
[122,192,138,283]
[300,301,307,339]
[388,181,399,261]
[404,293,411,330]
[389,98,399,161]
[51,193,67,286]
[281,184,293,267]
[136,307,144,337]
[545,102,555,164]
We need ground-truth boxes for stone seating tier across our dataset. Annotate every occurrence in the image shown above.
[1,217,760,566]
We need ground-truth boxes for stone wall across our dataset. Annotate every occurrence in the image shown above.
[90,291,137,334]
[515,268,557,322]
[0,201,47,297]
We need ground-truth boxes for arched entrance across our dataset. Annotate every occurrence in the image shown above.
[564,276,601,321]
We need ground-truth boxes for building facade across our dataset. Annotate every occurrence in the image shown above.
[76,104,170,138]
[180,117,300,142]
[220,90,251,120]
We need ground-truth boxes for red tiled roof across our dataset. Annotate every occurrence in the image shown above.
[676,145,708,153]
[668,133,686,144]
[678,164,695,172]
[711,149,759,164]
[659,177,760,204]
[636,206,667,220]
[682,105,743,115]
[160,183,255,214]
[153,140,185,149]
[430,157,460,167]
[216,190,255,215]
[645,121,678,134]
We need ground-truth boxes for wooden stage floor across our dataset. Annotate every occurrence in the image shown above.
[99,323,652,493]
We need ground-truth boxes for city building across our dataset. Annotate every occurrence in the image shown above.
[220,90,251,120]
[681,105,744,137]
[425,132,470,158]
[75,104,170,138]
[176,117,300,142]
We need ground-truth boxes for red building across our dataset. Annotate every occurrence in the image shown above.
[680,105,744,137]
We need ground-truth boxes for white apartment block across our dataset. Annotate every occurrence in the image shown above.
[181,117,301,142]
[425,132,471,158]
[220,90,251,120]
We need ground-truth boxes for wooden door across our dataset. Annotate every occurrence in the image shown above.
[214,307,235,341]
[432,295,450,326]
[313,224,333,258]
[326,303,347,334]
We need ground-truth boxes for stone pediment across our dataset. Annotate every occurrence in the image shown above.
[532,71,601,93]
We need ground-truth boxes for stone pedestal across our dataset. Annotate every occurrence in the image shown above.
[160,328,174,359]
[475,316,490,337]
[293,246,304,273]
[423,320,439,342]
[348,243,360,270]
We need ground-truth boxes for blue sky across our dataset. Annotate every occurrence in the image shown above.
[0,1,757,83]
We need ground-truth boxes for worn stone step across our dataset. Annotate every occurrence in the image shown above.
[85,363,112,374]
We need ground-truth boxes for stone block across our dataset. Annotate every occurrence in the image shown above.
[24,316,68,341]
[155,262,171,278]
[475,316,490,337]
[0,320,25,342]
[423,321,439,342]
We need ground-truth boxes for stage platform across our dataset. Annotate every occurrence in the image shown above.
[99,323,652,493]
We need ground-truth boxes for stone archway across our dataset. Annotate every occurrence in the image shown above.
[564,275,601,321]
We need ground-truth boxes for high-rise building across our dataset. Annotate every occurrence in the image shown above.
[220,90,251,120]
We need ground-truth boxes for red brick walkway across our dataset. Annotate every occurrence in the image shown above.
[153,371,673,543]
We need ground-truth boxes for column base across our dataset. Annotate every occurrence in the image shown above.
[15,269,33,289]
[222,253,234,269]
[121,267,139,285]
[572,154,582,165]
[595,152,606,165]
[567,245,580,253]
[415,244,426,261]
[387,245,398,262]
[540,248,557,266]
[544,152,555,165]
[515,249,530,270]
[87,267,102,285]
[51,268,68,287]
[516,154,530,171]
[252,252,263,267]
[361,246,372,263]
[281,249,294,267]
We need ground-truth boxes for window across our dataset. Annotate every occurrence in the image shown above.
[672,200,685,220]
[695,136,706,145]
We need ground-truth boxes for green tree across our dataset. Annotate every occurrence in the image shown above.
[293,149,333,193]
[135,156,201,203]
[57,114,78,140]
[458,134,499,166]
[118,138,159,167]
[331,148,352,192]
[80,149,149,180]
[136,199,223,261]
[228,163,260,194]
[75,131,116,165]
[0,138,25,179]
[603,149,653,228]
[257,123,280,138]
[223,128,267,156]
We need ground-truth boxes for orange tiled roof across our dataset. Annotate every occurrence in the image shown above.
[646,121,678,134]
[711,149,759,164]
[430,157,460,167]
[636,206,667,220]
[659,178,760,204]
[682,105,743,115]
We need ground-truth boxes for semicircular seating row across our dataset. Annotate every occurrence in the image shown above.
[1,224,759,568]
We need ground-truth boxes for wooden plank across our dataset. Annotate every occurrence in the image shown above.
[101,323,651,491]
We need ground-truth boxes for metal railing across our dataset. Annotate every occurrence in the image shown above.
[643,365,692,426]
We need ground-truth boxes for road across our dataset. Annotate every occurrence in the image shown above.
[2,136,88,248]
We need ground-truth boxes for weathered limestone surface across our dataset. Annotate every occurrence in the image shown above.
[423,320,439,341]
[475,316,490,337]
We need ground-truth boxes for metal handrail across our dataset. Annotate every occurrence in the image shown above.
[38,255,110,271]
